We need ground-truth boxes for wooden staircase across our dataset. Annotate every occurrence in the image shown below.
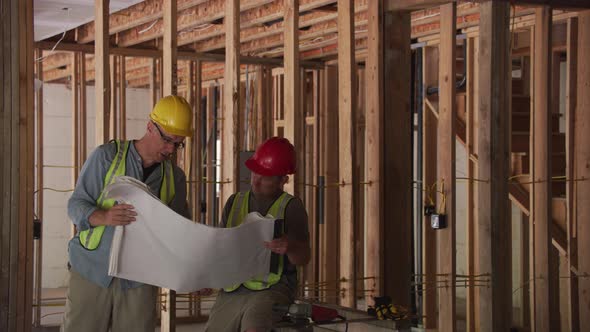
[506,86,567,253]
[424,77,568,253]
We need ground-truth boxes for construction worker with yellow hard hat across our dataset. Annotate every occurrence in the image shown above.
[62,95,194,332]
[204,137,311,332]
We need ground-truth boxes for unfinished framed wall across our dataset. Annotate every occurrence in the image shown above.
[15,1,590,331]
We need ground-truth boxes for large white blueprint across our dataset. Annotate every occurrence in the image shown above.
[104,176,276,292]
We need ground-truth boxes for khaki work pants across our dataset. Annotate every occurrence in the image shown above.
[61,269,157,332]
[206,283,293,332]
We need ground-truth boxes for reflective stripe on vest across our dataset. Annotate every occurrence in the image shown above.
[224,191,293,292]
[78,140,175,250]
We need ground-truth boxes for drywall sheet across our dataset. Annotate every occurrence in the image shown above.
[105,176,275,292]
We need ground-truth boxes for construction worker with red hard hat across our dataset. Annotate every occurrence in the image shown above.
[62,95,194,332]
[204,136,311,332]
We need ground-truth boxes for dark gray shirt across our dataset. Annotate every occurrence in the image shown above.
[67,141,190,289]
[221,191,309,292]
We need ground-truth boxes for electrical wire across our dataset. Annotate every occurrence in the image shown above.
[35,7,73,63]
[138,19,158,34]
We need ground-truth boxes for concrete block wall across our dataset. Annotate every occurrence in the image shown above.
[40,83,151,288]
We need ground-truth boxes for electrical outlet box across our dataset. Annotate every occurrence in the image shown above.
[33,219,41,239]
[424,205,436,216]
[431,214,447,230]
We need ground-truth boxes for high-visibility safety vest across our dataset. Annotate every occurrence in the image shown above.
[79,140,175,250]
[224,191,293,292]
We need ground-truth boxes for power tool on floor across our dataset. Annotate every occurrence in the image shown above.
[367,296,409,321]
[272,302,342,324]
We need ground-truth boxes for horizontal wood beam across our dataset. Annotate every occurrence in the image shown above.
[116,0,274,47]
[386,0,590,11]
[76,0,209,44]
[115,0,341,48]
[240,10,368,55]
[386,0,454,11]
[177,0,344,48]
[513,0,590,9]
[193,8,367,54]
[35,41,324,68]
[183,10,332,50]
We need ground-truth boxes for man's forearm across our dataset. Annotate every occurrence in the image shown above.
[287,240,311,266]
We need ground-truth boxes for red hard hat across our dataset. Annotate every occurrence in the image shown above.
[245,137,296,176]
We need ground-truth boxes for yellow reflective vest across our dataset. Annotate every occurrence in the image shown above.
[224,191,293,292]
[79,140,175,250]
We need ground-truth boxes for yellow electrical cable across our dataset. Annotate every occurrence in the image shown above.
[456,177,489,183]
[41,164,77,168]
[33,187,74,194]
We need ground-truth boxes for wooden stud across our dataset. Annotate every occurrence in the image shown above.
[422,45,438,329]
[383,9,412,309]
[79,53,87,162]
[186,61,195,218]
[531,7,558,331]
[476,2,512,330]
[159,58,164,100]
[272,72,285,137]
[576,10,590,332]
[522,213,531,329]
[206,84,216,226]
[337,0,357,308]
[0,0,35,330]
[365,0,383,303]
[17,0,35,328]
[33,48,44,328]
[283,0,301,196]
[161,1,179,330]
[72,53,80,185]
[248,67,257,150]
[95,0,110,146]
[528,26,537,330]
[72,52,82,237]
[271,74,279,136]
[150,58,158,107]
[266,69,273,140]
[264,67,273,143]
[565,16,579,332]
[119,55,126,140]
[255,66,272,146]
[185,71,196,319]
[194,60,202,224]
[319,65,340,304]
[163,0,177,96]
[465,35,476,332]
[110,56,118,140]
[437,4,457,331]
[221,0,240,213]
[312,69,321,297]
[238,76,246,152]
[303,70,317,294]
[354,68,365,304]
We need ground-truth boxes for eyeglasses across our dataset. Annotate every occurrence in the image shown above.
[153,122,185,149]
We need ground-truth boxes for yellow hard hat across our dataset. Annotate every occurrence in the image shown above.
[149,95,193,137]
